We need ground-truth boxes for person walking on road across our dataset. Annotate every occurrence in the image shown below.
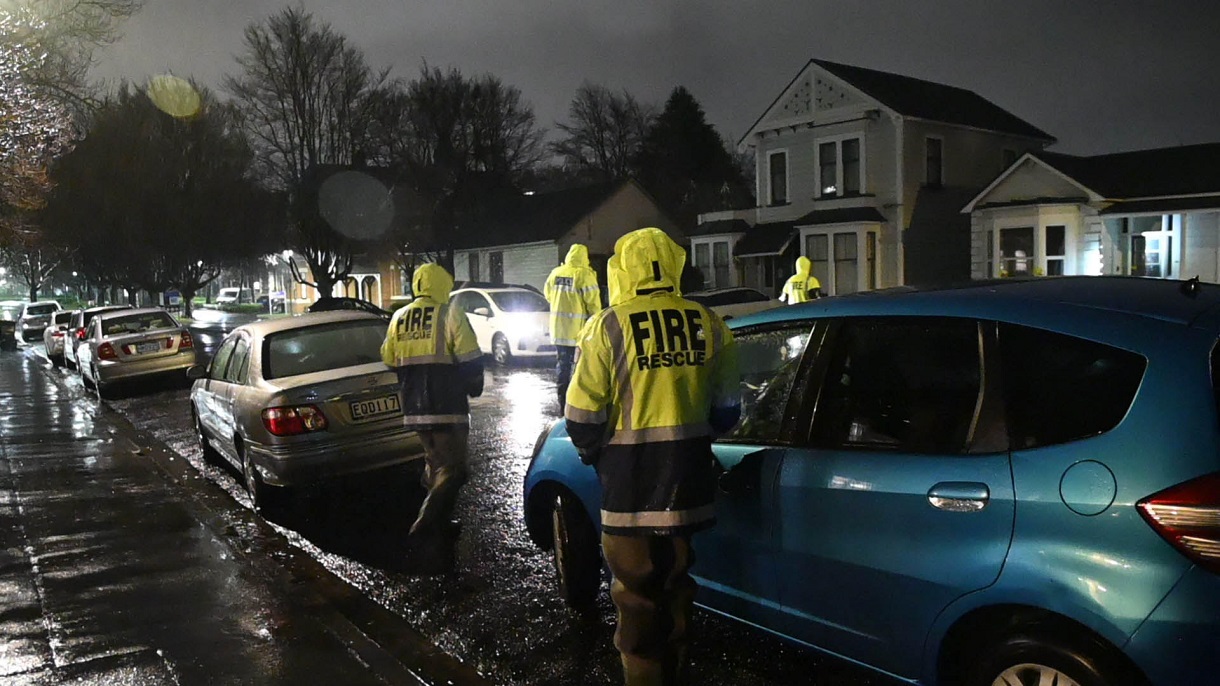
[381,262,484,573]
[544,243,602,412]
[565,228,741,686]
[779,255,821,303]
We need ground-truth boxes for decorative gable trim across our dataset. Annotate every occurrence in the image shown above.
[962,153,1104,214]
[740,60,895,147]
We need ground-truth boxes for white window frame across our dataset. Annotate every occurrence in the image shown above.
[690,237,736,289]
[798,224,880,295]
[986,211,1081,278]
[814,134,866,198]
[767,149,789,206]
[925,135,944,187]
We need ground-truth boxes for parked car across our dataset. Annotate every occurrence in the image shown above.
[64,305,134,369]
[307,296,391,320]
[686,286,783,320]
[16,300,61,341]
[256,293,286,313]
[523,276,1220,686]
[215,287,254,305]
[449,286,554,365]
[188,311,423,511]
[42,310,78,366]
[0,303,18,351]
[77,307,196,396]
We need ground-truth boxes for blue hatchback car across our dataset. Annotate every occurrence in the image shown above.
[523,276,1220,686]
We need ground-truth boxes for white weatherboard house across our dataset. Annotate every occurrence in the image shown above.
[964,144,1220,282]
[450,179,679,292]
[693,58,1055,297]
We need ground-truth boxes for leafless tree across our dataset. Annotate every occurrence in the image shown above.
[551,82,655,182]
[225,6,388,298]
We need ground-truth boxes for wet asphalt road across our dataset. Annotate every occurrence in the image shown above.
[27,318,894,686]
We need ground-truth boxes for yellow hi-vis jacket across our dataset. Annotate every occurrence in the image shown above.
[381,263,484,426]
[543,244,602,346]
[780,256,821,303]
[565,228,741,537]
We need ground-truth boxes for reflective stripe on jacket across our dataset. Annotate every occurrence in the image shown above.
[544,244,602,346]
[566,228,740,537]
[381,263,484,426]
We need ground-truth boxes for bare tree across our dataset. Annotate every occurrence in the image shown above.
[551,82,654,182]
[225,6,388,298]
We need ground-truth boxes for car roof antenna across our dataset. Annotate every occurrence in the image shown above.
[1181,275,1203,299]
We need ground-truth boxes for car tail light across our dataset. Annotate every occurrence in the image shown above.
[261,405,328,436]
[97,342,118,360]
[178,331,194,349]
[75,327,86,340]
[1138,473,1220,574]
[51,330,64,338]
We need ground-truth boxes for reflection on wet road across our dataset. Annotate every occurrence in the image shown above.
[35,338,891,686]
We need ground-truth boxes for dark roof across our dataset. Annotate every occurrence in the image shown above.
[812,59,1055,141]
[454,182,623,250]
[1036,144,1220,199]
[735,222,796,257]
[905,187,979,286]
[794,206,887,225]
[687,218,751,237]
[1100,195,1220,215]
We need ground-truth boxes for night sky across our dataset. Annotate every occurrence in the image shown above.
[91,0,1220,156]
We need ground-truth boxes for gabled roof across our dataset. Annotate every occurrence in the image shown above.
[453,181,626,250]
[811,60,1054,141]
[1035,143,1220,199]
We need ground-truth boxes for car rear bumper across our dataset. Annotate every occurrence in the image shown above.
[45,339,65,355]
[21,325,47,340]
[245,426,424,487]
[512,334,557,357]
[96,350,197,384]
[1124,565,1220,685]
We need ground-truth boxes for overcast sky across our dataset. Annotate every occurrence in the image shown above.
[91,0,1220,156]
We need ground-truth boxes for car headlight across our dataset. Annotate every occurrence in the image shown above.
[503,318,543,341]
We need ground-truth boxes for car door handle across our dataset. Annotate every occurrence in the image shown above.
[927,482,990,512]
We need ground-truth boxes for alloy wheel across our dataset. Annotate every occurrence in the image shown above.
[992,664,1082,686]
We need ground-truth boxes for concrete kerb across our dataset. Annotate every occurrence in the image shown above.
[30,351,492,686]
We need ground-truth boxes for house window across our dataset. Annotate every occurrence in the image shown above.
[925,136,943,187]
[694,243,711,288]
[805,234,830,288]
[1045,225,1066,276]
[768,151,788,206]
[866,232,876,290]
[713,241,731,288]
[489,251,504,284]
[834,233,859,295]
[1002,148,1018,171]
[469,253,480,281]
[817,137,865,197]
[999,227,1034,277]
[1133,234,1172,278]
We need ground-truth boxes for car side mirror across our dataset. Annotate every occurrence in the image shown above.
[472,307,492,317]
[186,365,207,380]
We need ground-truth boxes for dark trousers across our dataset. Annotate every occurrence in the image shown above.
[411,425,470,538]
[602,532,698,686]
[555,345,577,412]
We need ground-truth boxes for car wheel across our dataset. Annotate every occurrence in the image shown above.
[240,441,285,515]
[192,407,222,465]
[966,631,1139,686]
[492,333,513,366]
[552,492,600,610]
[50,353,62,368]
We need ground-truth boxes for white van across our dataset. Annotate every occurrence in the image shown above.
[215,287,253,305]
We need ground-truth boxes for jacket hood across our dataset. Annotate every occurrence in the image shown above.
[795,256,812,277]
[613,228,686,300]
[606,254,629,307]
[412,262,454,302]
[564,243,590,269]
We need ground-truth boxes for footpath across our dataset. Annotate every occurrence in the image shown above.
[0,349,490,686]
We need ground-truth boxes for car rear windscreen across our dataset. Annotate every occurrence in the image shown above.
[264,320,387,379]
[26,303,59,315]
[490,291,548,313]
[53,311,74,325]
[103,312,178,336]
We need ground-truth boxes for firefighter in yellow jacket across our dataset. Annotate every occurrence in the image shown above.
[780,255,821,303]
[381,262,484,573]
[544,243,602,412]
[565,228,741,686]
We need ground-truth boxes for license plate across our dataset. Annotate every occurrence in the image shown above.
[136,341,161,354]
[350,394,401,421]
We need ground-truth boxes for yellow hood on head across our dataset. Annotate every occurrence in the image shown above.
[412,262,454,302]
[564,243,590,269]
[612,228,686,301]
[795,256,812,277]
[606,254,629,306]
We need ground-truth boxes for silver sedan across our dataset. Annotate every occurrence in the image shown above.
[188,311,423,512]
[77,307,197,395]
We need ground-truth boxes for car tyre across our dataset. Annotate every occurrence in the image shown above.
[240,441,286,517]
[552,492,600,611]
[492,333,513,366]
[965,631,1140,686]
[193,407,222,466]
[49,353,63,368]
